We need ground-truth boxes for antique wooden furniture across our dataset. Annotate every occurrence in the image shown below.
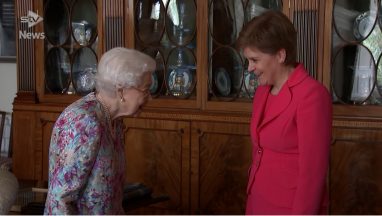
[12,0,382,214]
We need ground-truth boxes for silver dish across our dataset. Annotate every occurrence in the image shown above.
[149,72,159,94]
[214,67,231,96]
[353,11,371,40]
[244,72,258,98]
[74,67,96,94]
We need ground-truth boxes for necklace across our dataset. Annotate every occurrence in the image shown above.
[95,93,116,139]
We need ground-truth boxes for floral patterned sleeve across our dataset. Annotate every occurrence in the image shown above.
[45,110,102,214]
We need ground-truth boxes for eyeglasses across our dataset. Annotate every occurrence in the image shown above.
[130,86,150,96]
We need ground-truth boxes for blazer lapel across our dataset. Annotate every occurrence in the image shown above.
[254,64,308,133]
[253,86,271,132]
[259,82,292,130]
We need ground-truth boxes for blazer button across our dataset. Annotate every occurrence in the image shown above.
[257,148,263,154]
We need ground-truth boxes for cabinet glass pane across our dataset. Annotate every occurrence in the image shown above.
[45,48,70,93]
[208,0,281,101]
[332,44,376,104]
[333,0,377,42]
[377,54,382,99]
[245,0,282,23]
[332,0,382,105]
[209,0,244,46]
[44,0,70,45]
[43,0,98,95]
[167,47,196,98]
[136,0,165,44]
[71,0,97,46]
[72,47,98,95]
[165,0,196,46]
[210,47,243,99]
[142,48,166,97]
[135,0,197,99]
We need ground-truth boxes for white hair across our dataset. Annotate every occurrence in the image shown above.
[95,47,156,96]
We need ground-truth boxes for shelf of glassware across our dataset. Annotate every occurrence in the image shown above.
[36,0,98,103]
[331,0,382,112]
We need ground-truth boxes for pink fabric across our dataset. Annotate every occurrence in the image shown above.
[246,64,332,214]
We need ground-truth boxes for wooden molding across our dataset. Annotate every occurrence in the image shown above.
[333,119,382,129]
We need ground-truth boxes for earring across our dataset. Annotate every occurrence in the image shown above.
[118,89,125,103]
[120,95,125,103]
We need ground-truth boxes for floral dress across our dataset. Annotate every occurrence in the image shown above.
[44,92,125,215]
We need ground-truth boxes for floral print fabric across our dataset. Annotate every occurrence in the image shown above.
[44,92,125,215]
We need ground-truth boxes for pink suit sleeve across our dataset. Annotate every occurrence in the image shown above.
[293,85,332,214]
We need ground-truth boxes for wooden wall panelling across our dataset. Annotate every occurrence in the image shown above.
[330,119,382,214]
[14,0,37,103]
[125,0,134,48]
[197,0,208,110]
[123,118,190,214]
[288,0,325,82]
[322,0,333,89]
[12,111,36,180]
[99,0,126,53]
[190,121,252,214]
[34,0,44,103]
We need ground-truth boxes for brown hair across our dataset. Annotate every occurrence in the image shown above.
[237,10,297,66]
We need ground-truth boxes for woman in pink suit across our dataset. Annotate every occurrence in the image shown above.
[237,11,332,214]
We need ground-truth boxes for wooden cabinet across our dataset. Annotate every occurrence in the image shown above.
[12,0,382,214]
[190,121,251,214]
[330,119,382,214]
[122,114,251,214]
[12,111,36,180]
[124,118,190,214]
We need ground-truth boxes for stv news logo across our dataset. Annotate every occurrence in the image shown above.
[19,10,45,40]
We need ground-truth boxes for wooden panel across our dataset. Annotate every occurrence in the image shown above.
[101,0,125,51]
[330,124,382,214]
[197,0,208,110]
[15,0,35,92]
[124,118,190,214]
[289,0,325,81]
[322,0,333,89]
[191,122,251,214]
[12,111,36,180]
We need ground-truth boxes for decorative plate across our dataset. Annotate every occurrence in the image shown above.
[244,72,258,98]
[74,67,96,95]
[167,66,194,97]
[353,11,371,40]
[214,68,231,96]
[149,72,159,94]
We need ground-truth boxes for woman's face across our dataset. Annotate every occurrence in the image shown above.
[243,46,285,86]
[120,73,152,117]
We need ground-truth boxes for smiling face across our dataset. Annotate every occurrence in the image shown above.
[243,46,286,87]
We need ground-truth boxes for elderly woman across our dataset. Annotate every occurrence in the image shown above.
[44,47,156,215]
[237,11,332,214]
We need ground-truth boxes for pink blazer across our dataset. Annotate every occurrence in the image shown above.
[246,64,332,214]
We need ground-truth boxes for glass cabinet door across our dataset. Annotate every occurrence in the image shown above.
[135,0,197,101]
[43,0,98,96]
[132,0,328,111]
[208,0,282,103]
[332,0,382,105]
